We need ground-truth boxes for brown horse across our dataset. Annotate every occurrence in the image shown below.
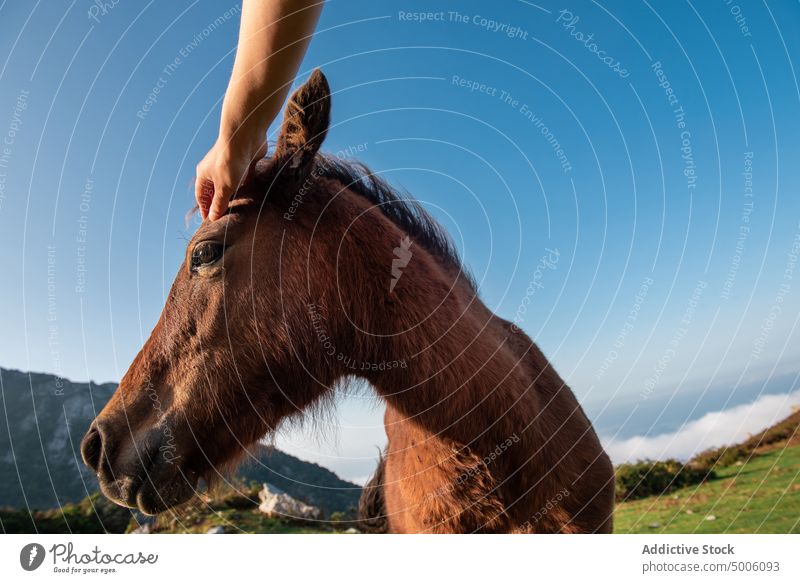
[81,70,614,533]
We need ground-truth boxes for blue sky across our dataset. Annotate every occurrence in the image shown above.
[1,1,799,481]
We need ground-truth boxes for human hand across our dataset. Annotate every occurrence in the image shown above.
[195,132,267,221]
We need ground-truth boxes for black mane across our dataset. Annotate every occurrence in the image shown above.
[314,154,474,290]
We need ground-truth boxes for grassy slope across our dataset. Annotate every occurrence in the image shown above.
[614,444,800,534]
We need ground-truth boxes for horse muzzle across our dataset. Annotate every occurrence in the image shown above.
[80,418,199,514]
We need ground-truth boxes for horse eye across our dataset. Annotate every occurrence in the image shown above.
[190,242,224,272]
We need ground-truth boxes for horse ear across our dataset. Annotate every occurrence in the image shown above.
[274,69,331,172]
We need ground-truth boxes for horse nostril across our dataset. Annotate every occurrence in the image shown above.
[80,422,104,473]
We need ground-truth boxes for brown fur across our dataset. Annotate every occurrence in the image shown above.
[81,69,614,532]
[357,453,388,533]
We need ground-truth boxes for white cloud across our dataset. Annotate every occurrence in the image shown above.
[602,390,800,465]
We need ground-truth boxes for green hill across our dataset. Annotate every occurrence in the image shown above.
[614,410,800,534]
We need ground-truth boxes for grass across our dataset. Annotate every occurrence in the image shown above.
[144,507,332,534]
[1,493,134,534]
[614,444,800,534]
[136,486,354,534]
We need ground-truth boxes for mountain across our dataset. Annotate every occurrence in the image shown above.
[0,367,115,512]
[0,367,360,516]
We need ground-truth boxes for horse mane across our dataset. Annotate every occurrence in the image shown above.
[312,154,476,291]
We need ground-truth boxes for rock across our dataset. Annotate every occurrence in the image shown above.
[686,509,694,515]
[129,513,156,534]
[257,483,322,520]
[647,522,660,529]
[206,526,225,534]
[705,515,716,521]
[344,527,360,534]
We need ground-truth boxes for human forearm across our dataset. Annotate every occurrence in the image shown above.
[197,0,323,220]
[219,0,323,148]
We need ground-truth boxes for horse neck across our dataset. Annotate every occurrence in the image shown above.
[330,217,544,461]
[380,299,541,453]
[307,190,550,465]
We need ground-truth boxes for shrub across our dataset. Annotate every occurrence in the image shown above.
[615,459,714,502]
[689,444,753,469]
[690,409,800,469]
